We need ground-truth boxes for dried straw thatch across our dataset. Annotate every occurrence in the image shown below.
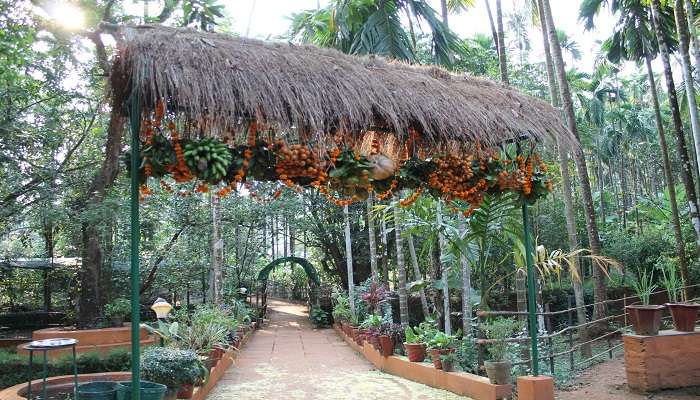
[111,25,575,149]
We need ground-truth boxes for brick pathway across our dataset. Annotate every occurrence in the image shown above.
[208,298,469,400]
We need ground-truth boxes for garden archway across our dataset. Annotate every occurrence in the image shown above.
[255,256,322,317]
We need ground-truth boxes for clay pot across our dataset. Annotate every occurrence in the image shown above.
[484,360,511,384]
[356,328,367,345]
[430,348,454,370]
[666,303,699,332]
[404,342,426,362]
[379,335,394,357]
[350,327,360,341]
[176,384,194,399]
[368,335,381,350]
[627,305,666,336]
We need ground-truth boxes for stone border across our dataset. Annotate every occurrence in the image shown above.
[333,324,512,400]
[15,324,156,359]
[0,322,258,400]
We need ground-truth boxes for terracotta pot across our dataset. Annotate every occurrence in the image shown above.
[369,335,381,350]
[356,328,367,345]
[176,384,194,399]
[350,327,360,341]
[379,335,394,357]
[430,348,454,370]
[484,360,511,384]
[666,303,699,332]
[404,342,426,362]
[627,305,665,335]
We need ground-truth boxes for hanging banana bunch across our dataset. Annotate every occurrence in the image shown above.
[183,138,232,184]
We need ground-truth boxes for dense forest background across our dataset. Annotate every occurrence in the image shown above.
[2,0,700,332]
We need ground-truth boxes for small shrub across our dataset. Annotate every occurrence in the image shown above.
[104,298,130,319]
[103,349,131,371]
[483,318,521,362]
[309,307,329,328]
[141,347,207,387]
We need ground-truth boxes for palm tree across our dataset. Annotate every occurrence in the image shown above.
[367,194,379,282]
[436,200,451,334]
[542,0,608,320]
[536,0,590,357]
[344,205,355,315]
[394,200,410,327]
[556,29,582,65]
[650,0,700,276]
[673,0,700,182]
[289,0,463,67]
[581,0,692,295]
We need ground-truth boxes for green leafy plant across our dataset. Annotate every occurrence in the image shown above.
[455,338,478,373]
[360,314,382,329]
[427,332,455,350]
[104,298,130,320]
[332,293,353,322]
[177,321,228,354]
[483,318,521,362]
[657,257,681,303]
[310,307,329,327]
[404,326,422,344]
[632,268,657,306]
[140,347,208,388]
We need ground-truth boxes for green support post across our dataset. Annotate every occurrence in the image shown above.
[522,202,539,376]
[128,95,142,400]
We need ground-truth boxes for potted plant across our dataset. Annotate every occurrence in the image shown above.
[427,332,455,370]
[360,314,383,348]
[104,298,130,327]
[483,317,520,385]
[403,326,427,362]
[440,351,458,372]
[626,269,665,335]
[141,347,208,400]
[378,323,401,357]
[178,322,228,369]
[659,258,699,332]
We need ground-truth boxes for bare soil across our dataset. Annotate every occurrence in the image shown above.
[556,356,700,400]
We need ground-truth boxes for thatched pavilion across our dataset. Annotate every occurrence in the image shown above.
[108,25,575,398]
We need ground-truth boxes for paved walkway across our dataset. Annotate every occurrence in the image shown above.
[208,298,469,400]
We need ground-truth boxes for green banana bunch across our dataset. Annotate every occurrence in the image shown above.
[183,138,232,184]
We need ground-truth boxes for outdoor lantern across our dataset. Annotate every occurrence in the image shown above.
[151,298,172,319]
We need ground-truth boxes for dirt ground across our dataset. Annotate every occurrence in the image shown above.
[556,356,700,400]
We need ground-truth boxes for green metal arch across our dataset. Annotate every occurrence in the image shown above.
[257,256,320,286]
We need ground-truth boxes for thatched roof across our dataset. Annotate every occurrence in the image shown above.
[111,25,575,149]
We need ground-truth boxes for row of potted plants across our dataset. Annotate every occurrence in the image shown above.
[626,263,699,336]
[141,301,256,399]
[332,284,522,386]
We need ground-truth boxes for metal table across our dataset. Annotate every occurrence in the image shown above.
[23,338,79,400]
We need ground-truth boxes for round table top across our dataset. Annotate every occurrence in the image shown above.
[23,338,78,350]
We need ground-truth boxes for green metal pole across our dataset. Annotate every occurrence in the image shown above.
[522,202,539,376]
[128,95,142,400]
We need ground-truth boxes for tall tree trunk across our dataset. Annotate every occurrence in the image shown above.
[651,0,700,256]
[381,214,389,284]
[437,201,451,334]
[209,194,223,304]
[495,0,509,84]
[675,0,700,182]
[367,194,379,281]
[78,104,125,328]
[408,233,430,318]
[542,0,607,320]
[484,0,499,50]
[344,205,355,315]
[395,203,409,327]
[459,220,472,338]
[685,0,700,83]
[440,0,449,26]
[645,54,691,298]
